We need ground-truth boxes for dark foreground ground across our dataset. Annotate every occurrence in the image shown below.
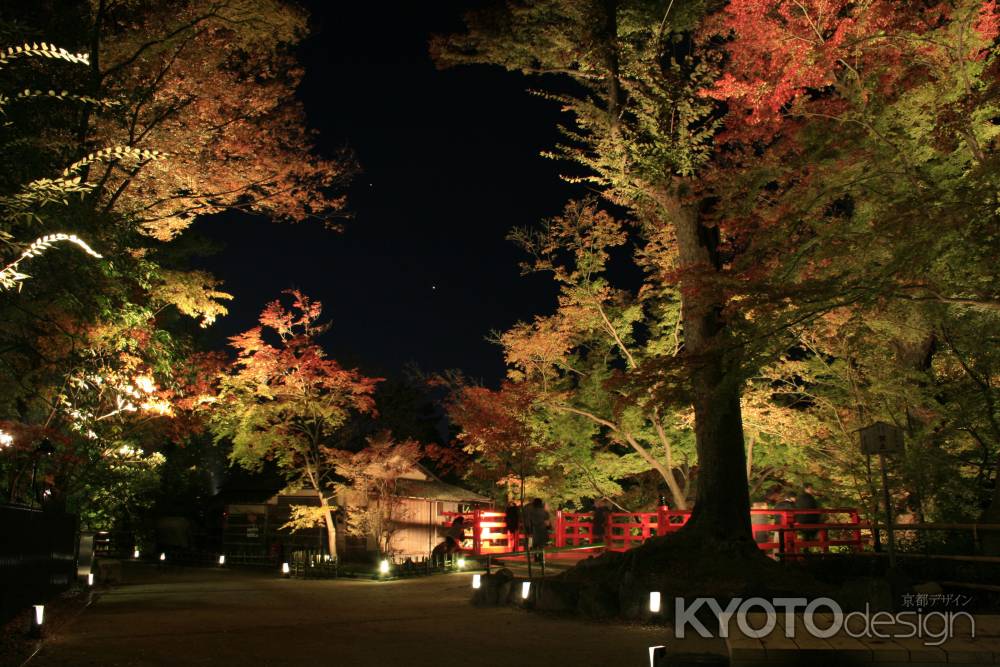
[25,564,716,667]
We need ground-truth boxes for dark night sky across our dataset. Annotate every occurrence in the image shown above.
[190,2,580,384]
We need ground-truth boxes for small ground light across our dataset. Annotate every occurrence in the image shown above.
[159,552,166,562]
[521,581,531,599]
[87,572,94,586]
[29,604,44,637]
[379,559,390,575]
[472,574,481,589]
[649,591,661,614]
[218,555,225,565]
[133,548,140,559]
[281,562,290,575]
[457,557,466,569]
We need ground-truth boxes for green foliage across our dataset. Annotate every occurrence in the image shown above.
[211,291,378,497]
[438,0,1000,534]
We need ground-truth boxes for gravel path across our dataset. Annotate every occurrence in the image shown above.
[29,564,712,666]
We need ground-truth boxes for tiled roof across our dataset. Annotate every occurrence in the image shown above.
[393,478,490,502]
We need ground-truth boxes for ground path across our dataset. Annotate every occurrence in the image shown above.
[30,564,712,667]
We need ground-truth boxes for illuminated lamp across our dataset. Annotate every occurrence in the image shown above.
[87,573,94,586]
[281,562,290,576]
[159,552,166,562]
[29,605,44,637]
[521,581,531,599]
[456,557,466,569]
[218,555,226,566]
[472,574,481,589]
[379,559,390,575]
[649,591,661,614]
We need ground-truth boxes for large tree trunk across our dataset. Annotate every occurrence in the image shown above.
[318,492,338,559]
[668,194,753,543]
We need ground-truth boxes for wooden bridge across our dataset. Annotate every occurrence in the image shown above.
[443,506,866,561]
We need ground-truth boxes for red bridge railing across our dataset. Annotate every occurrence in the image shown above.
[442,506,864,558]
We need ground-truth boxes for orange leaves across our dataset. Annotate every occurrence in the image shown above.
[95,1,353,240]
[332,431,424,482]
[700,0,904,141]
[975,0,1000,42]
[223,290,380,419]
[257,289,325,339]
[446,381,539,459]
[700,0,998,145]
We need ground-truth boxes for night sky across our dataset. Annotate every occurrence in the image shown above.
[191,1,580,385]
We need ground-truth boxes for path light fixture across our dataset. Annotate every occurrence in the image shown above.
[29,605,44,637]
[87,573,94,587]
[649,591,661,614]
[521,581,531,599]
[281,562,290,576]
[133,547,140,559]
[456,557,466,570]
[379,559,390,575]
[472,574,481,589]
[218,555,225,566]
[159,552,165,562]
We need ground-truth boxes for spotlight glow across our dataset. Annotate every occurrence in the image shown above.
[281,562,290,575]
[472,574,481,589]
[649,591,661,613]
[33,605,44,626]
[521,581,531,599]
[159,552,165,562]
[133,548,140,559]
[87,572,94,586]
[457,557,466,569]
[218,555,225,565]
[379,559,390,575]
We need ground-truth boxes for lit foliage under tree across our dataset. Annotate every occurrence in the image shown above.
[211,291,381,559]
[1,0,352,531]
[435,0,1000,561]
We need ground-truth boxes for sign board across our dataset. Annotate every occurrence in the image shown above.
[859,421,905,456]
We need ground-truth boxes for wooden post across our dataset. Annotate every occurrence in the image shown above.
[555,511,564,548]
[473,509,481,556]
[880,453,897,569]
[866,454,882,552]
[848,510,857,552]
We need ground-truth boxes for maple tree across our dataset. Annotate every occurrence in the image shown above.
[701,0,1000,541]
[444,379,548,504]
[74,0,353,240]
[211,291,380,558]
[0,46,226,526]
[332,432,424,557]
[434,1,756,545]
[436,0,1000,558]
[0,0,348,530]
[502,199,696,508]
